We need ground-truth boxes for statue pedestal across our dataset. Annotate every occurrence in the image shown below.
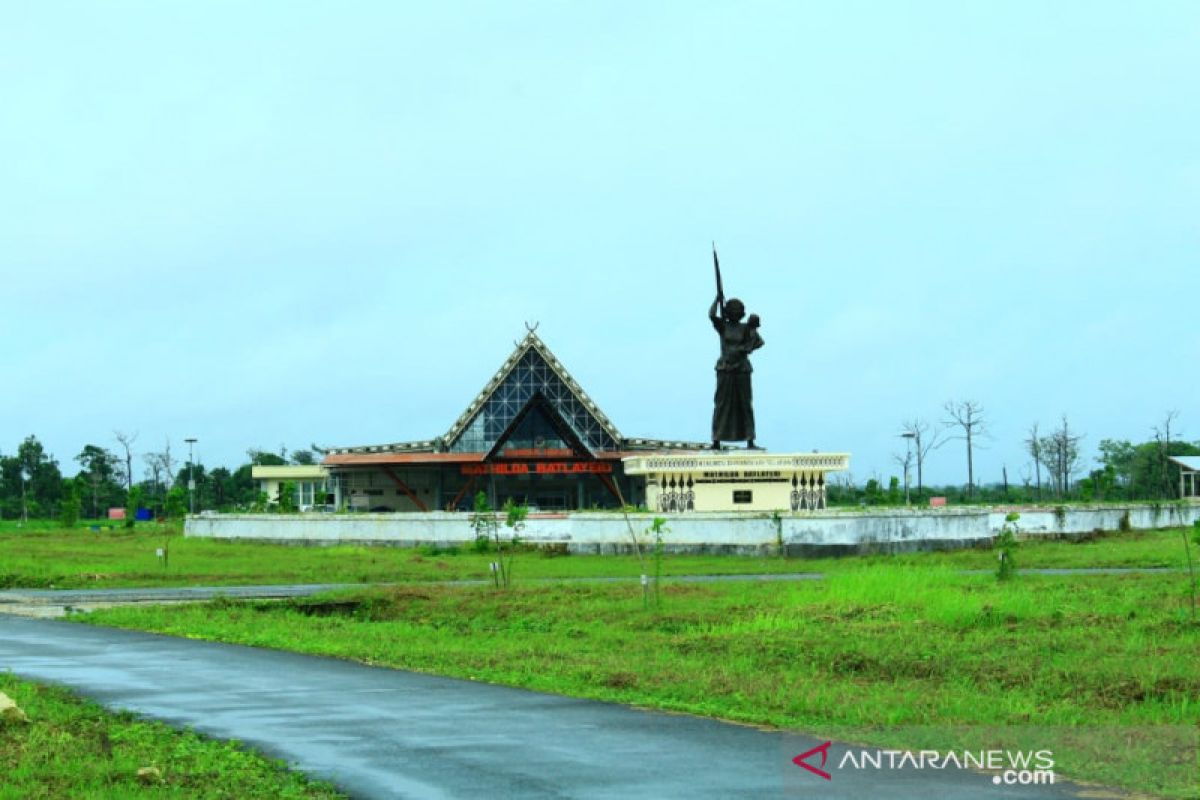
[622,451,851,513]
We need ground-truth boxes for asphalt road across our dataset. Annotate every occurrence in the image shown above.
[0,616,1097,799]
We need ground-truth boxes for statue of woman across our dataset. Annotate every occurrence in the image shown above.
[709,295,764,449]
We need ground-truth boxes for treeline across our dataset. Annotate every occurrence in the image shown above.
[0,434,315,521]
[837,405,1198,507]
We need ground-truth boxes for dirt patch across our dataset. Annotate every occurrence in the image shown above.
[601,671,638,689]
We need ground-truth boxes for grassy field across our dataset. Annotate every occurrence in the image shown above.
[81,568,1200,798]
[0,672,342,799]
[0,520,1196,589]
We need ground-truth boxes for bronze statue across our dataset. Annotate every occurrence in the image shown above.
[709,247,764,449]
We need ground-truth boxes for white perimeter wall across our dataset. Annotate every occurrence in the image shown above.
[185,503,1200,553]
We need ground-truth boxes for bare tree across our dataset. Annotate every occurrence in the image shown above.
[1025,423,1043,502]
[1153,410,1181,498]
[113,431,138,492]
[943,401,988,498]
[901,418,946,499]
[143,439,177,504]
[143,454,164,499]
[1038,415,1084,498]
[891,449,915,505]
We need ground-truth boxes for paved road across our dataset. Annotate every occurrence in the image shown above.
[0,616,1095,799]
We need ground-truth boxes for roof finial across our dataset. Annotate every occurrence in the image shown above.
[525,321,539,334]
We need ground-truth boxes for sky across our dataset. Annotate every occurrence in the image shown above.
[2,1,1197,487]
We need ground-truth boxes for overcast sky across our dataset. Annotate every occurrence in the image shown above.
[2,2,1197,487]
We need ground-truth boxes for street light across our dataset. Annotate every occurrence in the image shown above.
[900,432,916,506]
[20,466,30,525]
[184,438,198,514]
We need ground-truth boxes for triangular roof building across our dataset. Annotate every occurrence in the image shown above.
[322,331,704,511]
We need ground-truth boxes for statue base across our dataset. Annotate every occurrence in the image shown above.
[622,451,851,513]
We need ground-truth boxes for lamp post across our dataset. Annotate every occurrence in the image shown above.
[900,432,916,506]
[184,438,198,514]
[20,466,30,525]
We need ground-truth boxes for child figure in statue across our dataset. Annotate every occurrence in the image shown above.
[709,295,764,449]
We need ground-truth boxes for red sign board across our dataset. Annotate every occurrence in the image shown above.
[929,496,947,508]
[461,462,613,476]
[502,448,574,458]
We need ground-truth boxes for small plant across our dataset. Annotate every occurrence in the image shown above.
[995,512,1019,581]
[468,492,500,585]
[1052,505,1067,532]
[469,493,526,588]
[646,517,669,608]
[277,481,298,514]
[1184,521,1199,624]
[498,498,528,587]
[1118,509,1132,532]
[250,491,271,513]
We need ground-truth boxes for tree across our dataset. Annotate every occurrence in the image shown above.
[1025,423,1043,502]
[891,449,914,504]
[124,485,144,529]
[143,439,177,511]
[1153,411,1181,499]
[59,482,81,527]
[943,401,987,499]
[165,486,187,519]
[290,449,316,466]
[901,418,945,499]
[1097,439,1136,494]
[247,448,286,467]
[1037,415,1083,498]
[0,436,64,519]
[1096,434,1199,500]
[208,466,233,508]
[113,430,138,492]
[75,444,123,518]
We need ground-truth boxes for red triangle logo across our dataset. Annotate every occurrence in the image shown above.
[793,741,833,781]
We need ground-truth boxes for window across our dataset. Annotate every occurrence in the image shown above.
[733,490,753,504]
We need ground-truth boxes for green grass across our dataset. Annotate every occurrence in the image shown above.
[0,672,343,799]
[0,521,1194,589]
[81,569,1200,798]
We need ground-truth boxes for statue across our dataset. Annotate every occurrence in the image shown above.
[709,247,764,449]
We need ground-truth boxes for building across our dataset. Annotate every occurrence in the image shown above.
[1169,456,1200,500]
[322,331,707,512]
[321,330,849,514]
[250,464,329,511]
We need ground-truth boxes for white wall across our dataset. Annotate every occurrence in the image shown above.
[186,502,1200,553]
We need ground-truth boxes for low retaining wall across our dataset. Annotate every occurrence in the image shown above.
[987,504,1200,535]
[185,502,1200,555]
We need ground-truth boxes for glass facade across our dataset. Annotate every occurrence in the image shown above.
[449,348,618,453]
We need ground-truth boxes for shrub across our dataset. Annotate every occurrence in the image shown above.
[996,512,1019,581]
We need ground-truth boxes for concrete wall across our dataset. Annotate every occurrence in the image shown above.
[185,502,1199,555]
[987,504,1200,535]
